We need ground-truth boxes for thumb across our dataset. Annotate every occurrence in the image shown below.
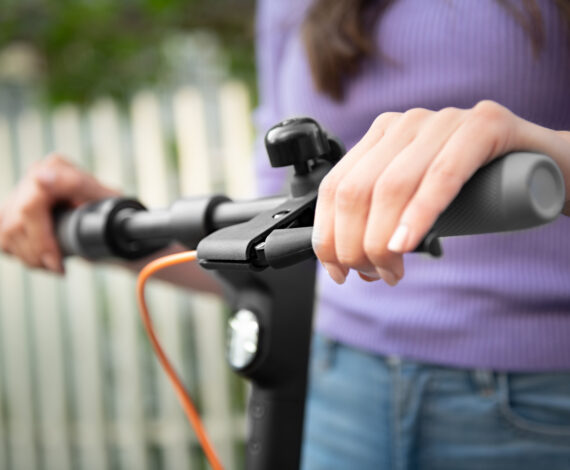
[35,166,119,205]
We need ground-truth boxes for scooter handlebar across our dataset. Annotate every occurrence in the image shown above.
[53,152,564,265]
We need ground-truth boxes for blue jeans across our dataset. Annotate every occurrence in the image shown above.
[300,334,570,470]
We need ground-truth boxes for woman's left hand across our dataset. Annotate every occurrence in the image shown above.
[312,100,570,286]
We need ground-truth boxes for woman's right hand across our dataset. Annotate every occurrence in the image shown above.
[0,154,120,273]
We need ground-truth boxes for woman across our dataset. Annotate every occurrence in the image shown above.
[2,0,570,468]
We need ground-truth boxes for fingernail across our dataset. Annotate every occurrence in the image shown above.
[376,268,399,286]
[311,226,321,251]
[37,168,57,186]
[323,262,347,285]
[358,271,381,282]
[42,253,62,273]
[388,224,410,253]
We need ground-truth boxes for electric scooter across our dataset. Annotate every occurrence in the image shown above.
[53,117,565,470]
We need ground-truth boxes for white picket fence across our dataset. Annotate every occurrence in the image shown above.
[0,82,255,470]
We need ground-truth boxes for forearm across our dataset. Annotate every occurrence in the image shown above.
[114,243,224,297]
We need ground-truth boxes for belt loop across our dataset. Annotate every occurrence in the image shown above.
[316,335,338,371]
[472,369,495,396]
[386,355,402,368]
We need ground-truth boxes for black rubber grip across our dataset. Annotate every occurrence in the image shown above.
[431,152,564,237]
[53,198,166,260]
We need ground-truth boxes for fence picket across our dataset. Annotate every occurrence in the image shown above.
[173,87,212,194]
[174,86,236,468]
[218,81,255,198]
[52,105,108,470]
[0,372,5,469]
[131,90,192,470]
[16,109,73,470]
[88,99,149,470]
[0,114,38,470]
[0,115,11,470]
[0,260,35,470]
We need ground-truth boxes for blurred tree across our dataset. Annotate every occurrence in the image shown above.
[0,0,256,106]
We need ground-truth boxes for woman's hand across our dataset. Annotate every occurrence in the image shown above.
[312,100,570,286]
[0,154,120,273]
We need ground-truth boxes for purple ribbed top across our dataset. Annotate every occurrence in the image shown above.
[254,0,570,371]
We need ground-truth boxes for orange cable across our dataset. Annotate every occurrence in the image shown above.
[136,250,224,470]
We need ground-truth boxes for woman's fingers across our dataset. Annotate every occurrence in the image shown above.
[35,157,119,206]
[0,178,59,271]
[331,109,429,277]
[24,200,64,273]
[314,101,520,285]
[388,102,515,253]
[0,153,119,273]
[313,112,399,282]
[363,108,466,276]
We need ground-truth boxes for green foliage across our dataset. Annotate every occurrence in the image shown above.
[0,0,256,106]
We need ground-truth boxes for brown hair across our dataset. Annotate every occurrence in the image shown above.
[302,0,570,101]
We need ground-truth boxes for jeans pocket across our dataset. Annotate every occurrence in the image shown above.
[497,372,570,439]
